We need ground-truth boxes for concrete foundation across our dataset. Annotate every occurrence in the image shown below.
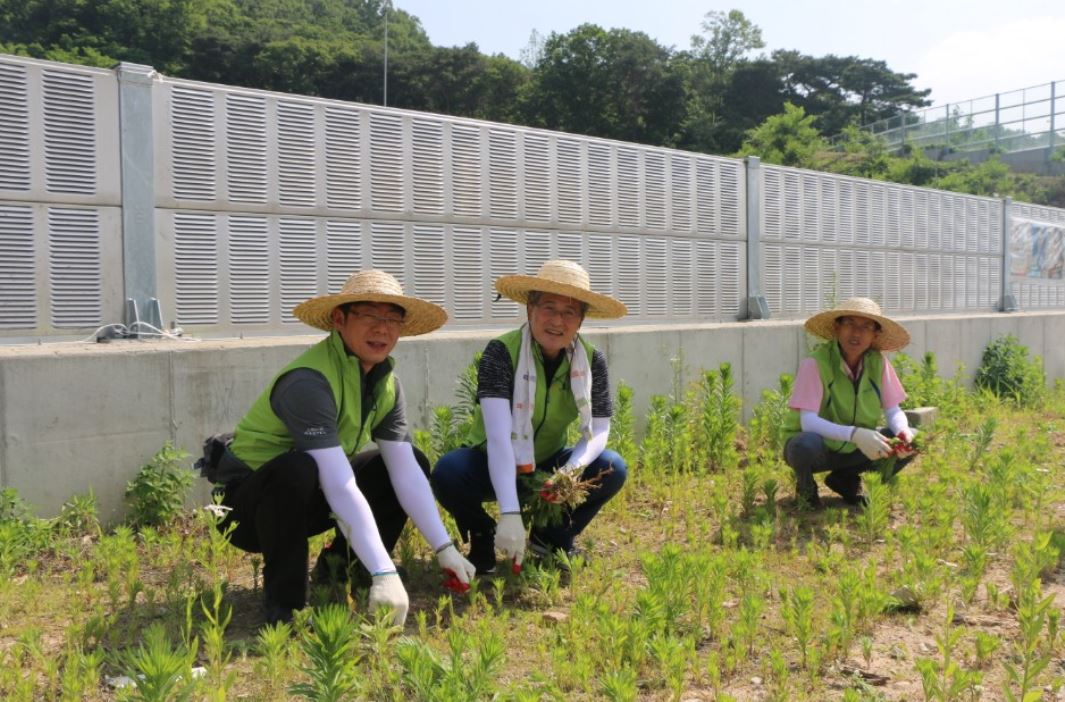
[1,311,1062,522]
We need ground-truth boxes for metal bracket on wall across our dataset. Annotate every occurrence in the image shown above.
[746,295,770,320]
[124,297,164,338]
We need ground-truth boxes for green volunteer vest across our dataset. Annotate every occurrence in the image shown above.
[465,327,597,464]
[230,330,397,470]
[783,341,885,453]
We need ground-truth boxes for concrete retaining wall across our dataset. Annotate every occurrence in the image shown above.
[2,311,1063,522]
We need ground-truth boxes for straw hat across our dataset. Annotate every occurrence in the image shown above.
[292,269,447,336]
[804,297,910,351]
[494,260,627,319]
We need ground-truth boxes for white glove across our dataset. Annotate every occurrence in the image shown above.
[436,543,476,585]
[368,572,409,627]
[558,461,583,479]
[851,427,891,460]
[495,512,526,566]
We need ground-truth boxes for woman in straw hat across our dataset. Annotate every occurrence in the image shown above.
[214,270,475,626]
[781,297,919,508]
[431,260,629,573]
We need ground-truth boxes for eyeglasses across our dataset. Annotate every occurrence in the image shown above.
[838,318,878,333]
[347,310,405,330]
[534,303,582,323]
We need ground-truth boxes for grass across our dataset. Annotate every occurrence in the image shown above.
[2,369,1065,700]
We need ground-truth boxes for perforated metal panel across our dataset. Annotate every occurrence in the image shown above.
[489,228,519,319]
[228,215,270,324]
[325,107,361,211]
[451,227,485,320]
[451,124,482,218]
[170,87,216,202]
[0,62,30,192]
[325,219,362,292]
[556,138,582,227]
[1,60,120,338]
[760,164,1005,318]
[0,204,35,327]
[523,230,551,275]
[370,221,406,285]
[42,70,97,195]
[523,134,551,223]
[412,119,443,215]
[369,113,403,213]
[226,94,267,204]
[412,224,446,306]
[277,101,316,208]
[488,129,518,220]
[4,58,1044,340]
[173,212,218,324]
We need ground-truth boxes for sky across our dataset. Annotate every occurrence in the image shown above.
[395,0,1065,110]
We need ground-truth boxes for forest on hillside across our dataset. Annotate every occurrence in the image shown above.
[2,0,1062,205]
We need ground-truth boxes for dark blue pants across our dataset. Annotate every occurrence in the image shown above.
[784,429,914,500]
[431,446,627,551]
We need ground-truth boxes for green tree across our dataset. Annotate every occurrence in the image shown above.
[523,23,686,145]
[736,102,827,166]
[689,9,764,77]
[774,51,932,135]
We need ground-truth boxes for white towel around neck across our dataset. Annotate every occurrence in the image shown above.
[511,323,593,472]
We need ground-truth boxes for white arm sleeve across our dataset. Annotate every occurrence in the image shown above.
[376,439,451,551]
[884,404,909,436]
[564,416,611,470]
[307,446,394,575]
[799,410,856,443]
[481,397,521,514]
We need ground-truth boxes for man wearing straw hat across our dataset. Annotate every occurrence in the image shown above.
[214,270,475,626]
[431,260,629,574]
[782,297,919,509]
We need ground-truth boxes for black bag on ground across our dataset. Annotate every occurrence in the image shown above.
[194,432,250,485]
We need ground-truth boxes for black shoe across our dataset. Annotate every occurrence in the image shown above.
[467,531,497,575]
[796,490,822,510]
[262,600,294,627]
[824,472,866,506]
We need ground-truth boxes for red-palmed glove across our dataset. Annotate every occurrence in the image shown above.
[495,512,526,567]
[436,543,476,586]
[851,427,891,460]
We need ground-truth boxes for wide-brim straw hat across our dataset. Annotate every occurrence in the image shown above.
[292,269,447,336]
[804,297,910,351]
[494,259,628,319]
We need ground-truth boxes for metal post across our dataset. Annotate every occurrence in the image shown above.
[743,156,770,320]
[116,62,161,336]
[382,1,389,107]
[1000,196,1018,312]
[994,93,1000,150]
[1049,80,1056,157]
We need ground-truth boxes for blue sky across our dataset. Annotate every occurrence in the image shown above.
[396,0,1065,108]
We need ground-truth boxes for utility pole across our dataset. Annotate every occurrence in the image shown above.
[383,0,390,107]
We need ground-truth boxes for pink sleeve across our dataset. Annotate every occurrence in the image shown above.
[788,358,824,412]
[880,358,907,408]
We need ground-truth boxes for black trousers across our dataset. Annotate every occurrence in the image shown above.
[218,447,430,610]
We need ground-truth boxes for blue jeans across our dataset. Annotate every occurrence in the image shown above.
[431,446,628,551]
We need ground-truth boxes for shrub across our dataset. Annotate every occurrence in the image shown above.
[974,335,1045,407]
[125,442,194,528]
[0,488,51,574]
